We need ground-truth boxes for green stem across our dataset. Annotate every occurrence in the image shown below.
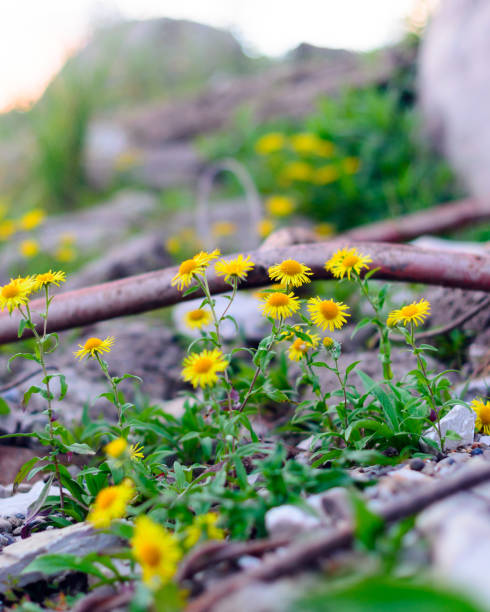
[96,354,123,429]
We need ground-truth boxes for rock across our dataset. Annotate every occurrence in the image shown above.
[0,521,121,593]
[479,435,490,446]
[0,518,12,533]
[307,487,352,526]
[409,458,425,471]
[434,453,471,477]
[470,448,484,456]
[417,490,490,609]
[265,504,322,537]
[420,405,475,454]
[0,481,59,519]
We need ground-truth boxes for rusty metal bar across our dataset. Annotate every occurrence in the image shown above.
[0,241,489,345]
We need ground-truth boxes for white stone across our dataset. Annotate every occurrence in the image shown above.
[0,522,120,593]
[479,435,490,446]
[420,404,475,453]
[0,481,59,518]
[265,505,321,537]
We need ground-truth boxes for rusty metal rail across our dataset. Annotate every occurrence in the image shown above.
[0,241,489,344]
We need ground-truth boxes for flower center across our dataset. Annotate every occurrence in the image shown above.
[84,337,103,350]
[279,260,302,276]
[401,305,418,318]
[480,403,490,425]
[98,488,117,509]
[319,300,339,320]
[292,338,308,353]
[179,259,198,275]
[194,357,213,374]
[1,285,19,299]
[140,543,162,567]
[188,309,205,321]
[342,254,359,268]
[269,293,290,307]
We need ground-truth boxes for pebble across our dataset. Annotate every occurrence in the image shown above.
[470,448,484,456]
[0,519,12,533]
[12,527,22,536]
[409,458,425,471]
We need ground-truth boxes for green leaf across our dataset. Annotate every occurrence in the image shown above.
[63,442,95,455]
[26,475,54,520]
[350,317,372,339]
[22,554,106,579]
[351,492,385,550]
[13,456,40,492]
[0,397,10,415]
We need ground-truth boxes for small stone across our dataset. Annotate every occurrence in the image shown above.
[12,527,22,536]
[410,458,425,471]
[382,447,398,457]
[479,435,490,446]
[0,519,12,533]
[14,513,25,520]
[265,505,322,537]
[470,448,484,456]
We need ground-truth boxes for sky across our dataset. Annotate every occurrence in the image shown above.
[0,0,437,111]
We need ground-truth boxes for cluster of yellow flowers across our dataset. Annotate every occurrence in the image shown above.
[0,270,66,314]
[255,132,335,157]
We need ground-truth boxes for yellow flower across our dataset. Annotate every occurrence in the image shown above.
[185,512,224,549]
[129,443,144,461]
[259,291,300,320]
[60,232,76,244]
[33,270,66,291]
[288,332,320,361]
[257,218,275,238]
[74,336,115,360]
[314,223,335,239]
[323,336,334,348]
[255,132,286,155]
[290,133,334,157]
[313,165,339,185]
[471,398,490,435]
[308,297,350,331]
[211,221,237,238]
[184,308,212,329]
[215,255,254,283]
[0,219,15,240]
[342,157,360,174]
[387,299,431,328]
[20,239,39,258]
[55,246,76,262]
[0,277,35,314]
[171,249,220,291]
[280,161,313,183]
[19,209,45,231]
[265,195,295,217]
[114,148,142,172]
[105,437,127,459]
[268,259,313,288]
[165,236,181,256]
[87,479,134,528]
[325,247,372,280]
[182,349,229,388]
[131,516,181,588]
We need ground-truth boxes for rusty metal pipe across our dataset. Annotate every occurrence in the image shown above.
[0,241,488,345]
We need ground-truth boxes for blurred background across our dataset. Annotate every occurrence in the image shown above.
[0,0,486,285]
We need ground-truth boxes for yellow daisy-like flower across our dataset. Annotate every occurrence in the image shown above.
[55,245,76,262]
[87,479,134,529]
[308,297,350,331]
[313,165,339,185]
[255,132,286,155]
[387,299,431,328]
[265,195,295,217]
[323,336,334,348]
[280,161,313,183]
[131,516,181,589]
[184,512,225,549]
[33,270,66,291]
[288,332,320,361]
[181,349,229,388]
[268,259,313,288]
[20,239,39,258]
[259,291,300,320]
[165,236,181,256]
[290,133,334,157]
[171,249,220,291]
[105,437,127,459]
[0,277,35,314]
[0,219,16,240]
[314,223,335,239]
[471,398,490,435]
[257,218,275,238]
[184,308,212,330]
[129,443,144,461]
[19,209,45,231]
[215,255,254,284]
[342,156,361,174]
[326,247,372,280]
[74,336,115,360]
[212,221,237,238]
